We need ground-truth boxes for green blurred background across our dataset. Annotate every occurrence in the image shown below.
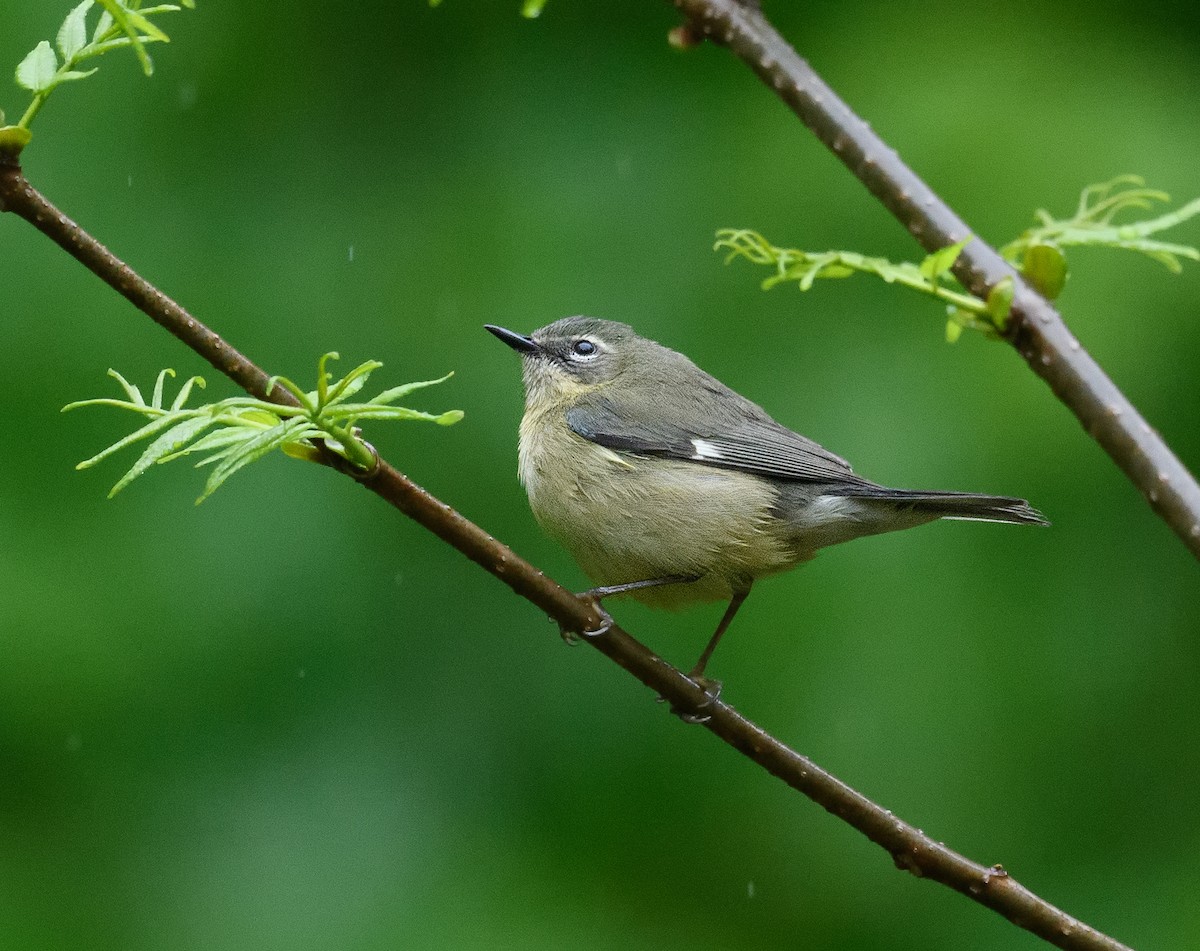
[2,2,1198,948]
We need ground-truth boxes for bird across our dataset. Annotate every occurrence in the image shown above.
[486,316,1046,687]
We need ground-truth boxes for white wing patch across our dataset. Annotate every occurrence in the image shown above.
[690,438,724,461]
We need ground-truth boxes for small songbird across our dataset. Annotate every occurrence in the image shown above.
[487,317,1046,685]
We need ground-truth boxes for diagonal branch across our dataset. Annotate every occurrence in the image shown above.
[672,0,1200,561]
[0,145,1131,951]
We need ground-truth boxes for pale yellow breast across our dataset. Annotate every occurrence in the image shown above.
[518,406,800,608]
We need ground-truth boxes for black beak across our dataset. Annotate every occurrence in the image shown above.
[485,324,541,355]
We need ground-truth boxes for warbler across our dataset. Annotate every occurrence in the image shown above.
[487,317,1046,684]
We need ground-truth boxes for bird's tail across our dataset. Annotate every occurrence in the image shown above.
[836,485,1049,526]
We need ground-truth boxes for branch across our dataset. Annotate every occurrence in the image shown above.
[672,0,1200,562]
[0,146,1131,951]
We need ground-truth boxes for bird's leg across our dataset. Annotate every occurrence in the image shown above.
[668,586,753,724]
[582,574,701,601]
[687,585,751,692]
[563,574,700,643]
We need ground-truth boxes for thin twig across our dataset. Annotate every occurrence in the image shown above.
[0,146,1131,951]
[672,0,1200,562]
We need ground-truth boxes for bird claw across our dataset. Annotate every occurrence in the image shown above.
[668,674,723,724]
[558,626,581,646]
[581,604,614,638]
[558,594,613,644]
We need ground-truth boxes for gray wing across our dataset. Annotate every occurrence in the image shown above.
[565,382,868,486]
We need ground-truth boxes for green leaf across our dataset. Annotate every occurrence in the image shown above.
[367,372,454,406]
[945,319,963,344]
[123,10,171,45]
[170,375,205,410]
[92,10,114,43]
[810,263,854,281]
[1022,243,1068,299]
[919,236,971,283]
[235,409,284,428]
[16,42,59,93]
[323,360,383,406]
[58,1,94,61]
[94,0,153,75]
[197,418,311,503]
[316,351,340,406]
[157,426,255,464]
[151,368,176,409]
[986,277,1015,332]
[281,442,323,463]
[108,415,216,497]
[522,0,548,17]
[59,68,101,85]
[71,411,181,469]
[106,368,145,406]
[335,406,464,425]
[264,374,313,411]
[62,397,150,414]
[190,425,318,474]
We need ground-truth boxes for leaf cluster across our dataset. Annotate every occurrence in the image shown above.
[1000,175,1200,280]
[63,356,463,504]
[2,0,194,146]
[717,177,1200,342]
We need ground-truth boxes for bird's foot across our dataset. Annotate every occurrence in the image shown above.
[664,673,723,724]
[558,592,614,645]
[562,575,700,645]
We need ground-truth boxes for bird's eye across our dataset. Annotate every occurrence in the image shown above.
[571,339,597,357]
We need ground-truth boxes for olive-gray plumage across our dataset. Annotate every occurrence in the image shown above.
[487,317,1045,679]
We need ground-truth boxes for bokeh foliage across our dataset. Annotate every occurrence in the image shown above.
[1,2,1198,949]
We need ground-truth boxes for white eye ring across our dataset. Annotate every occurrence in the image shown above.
[570,339,598,359]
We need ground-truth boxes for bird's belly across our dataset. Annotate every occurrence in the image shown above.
[520,423,798,607]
